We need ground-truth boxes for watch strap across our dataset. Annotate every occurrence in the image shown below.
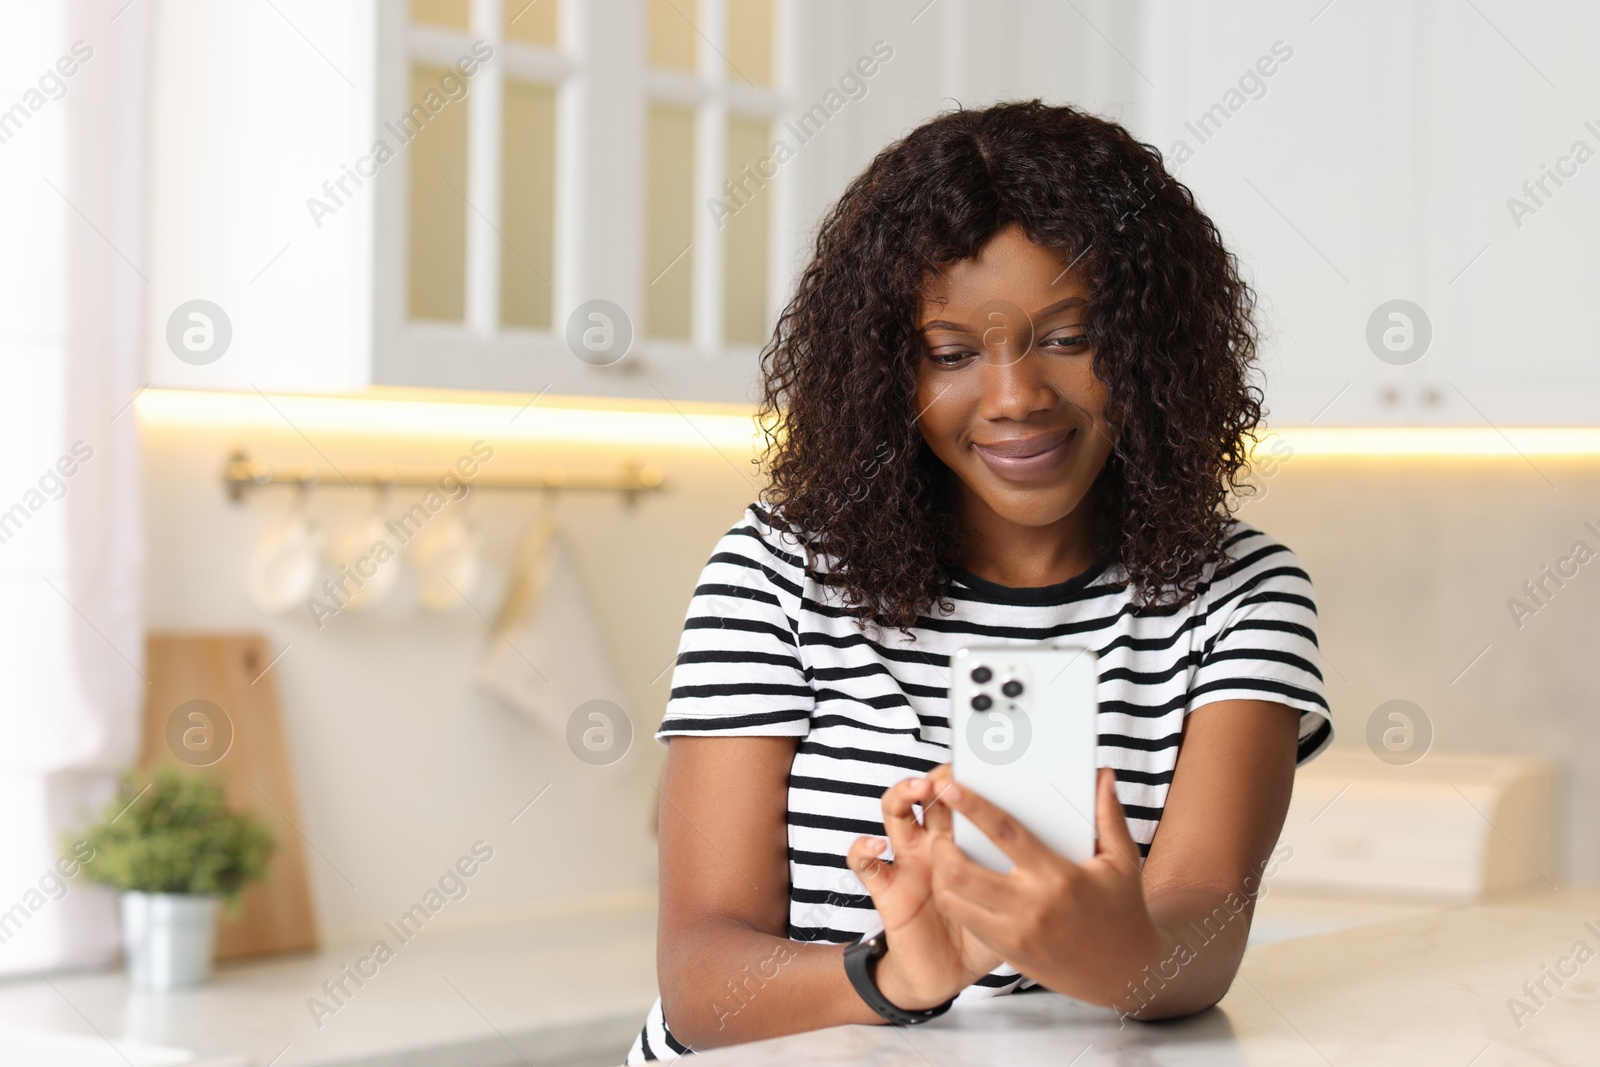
[842,932,956,1025]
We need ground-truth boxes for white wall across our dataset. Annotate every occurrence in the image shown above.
[1235,455,1600,886]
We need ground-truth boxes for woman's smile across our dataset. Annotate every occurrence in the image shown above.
[972,426,1080,482]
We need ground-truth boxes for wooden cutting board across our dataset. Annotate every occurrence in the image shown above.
[139,633,319,960]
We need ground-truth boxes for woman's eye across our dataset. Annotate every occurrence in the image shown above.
[926,335,1085,365]
[1043,332,1089,351]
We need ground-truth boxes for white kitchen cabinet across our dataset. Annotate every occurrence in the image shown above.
[140,0,833,402]
[371,0,789,402]
[140,0,1136,403]
[147,0,1593,422]
[144,0,375,396]
[1137,0,1600,425]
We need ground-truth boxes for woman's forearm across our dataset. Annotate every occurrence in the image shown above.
[658,920,891,1050]
[1111,886,1255,1021]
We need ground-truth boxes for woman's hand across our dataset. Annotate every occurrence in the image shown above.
[846,767,1004,1010]
[926,766,1165,1006]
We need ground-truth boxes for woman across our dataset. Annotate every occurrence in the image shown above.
[627,99,1333,1063]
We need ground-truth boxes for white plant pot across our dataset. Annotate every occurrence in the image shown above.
[120,892,220,990]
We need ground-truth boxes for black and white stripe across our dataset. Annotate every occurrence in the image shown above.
[626,504,1332,1063]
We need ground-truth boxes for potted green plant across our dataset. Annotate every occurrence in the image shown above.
[69,765,275,989]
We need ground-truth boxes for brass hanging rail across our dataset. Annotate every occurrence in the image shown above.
[222,450,666,504]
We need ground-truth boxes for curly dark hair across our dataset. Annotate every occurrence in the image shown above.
[756,99,1264,630]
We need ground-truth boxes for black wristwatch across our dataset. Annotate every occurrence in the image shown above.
[842,931,956,1025]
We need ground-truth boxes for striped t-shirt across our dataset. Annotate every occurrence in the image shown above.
[627,503,1333,1063]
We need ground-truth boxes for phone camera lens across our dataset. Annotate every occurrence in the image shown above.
[971,666,992,684]
[971,693,993,711]
[1001,679,1023,698]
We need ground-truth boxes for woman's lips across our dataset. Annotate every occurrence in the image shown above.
[972,428,1079,482]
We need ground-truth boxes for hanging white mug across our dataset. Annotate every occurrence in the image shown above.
[328,495,403,612]
[410,517,482,612]
[246,512,323,614]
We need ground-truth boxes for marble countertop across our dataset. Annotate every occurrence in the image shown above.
[688,895,1600,1066]
[0,905,661,1067]
[0,889,1593,1066]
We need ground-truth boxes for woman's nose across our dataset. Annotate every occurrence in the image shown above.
[979,361,1056,422]
[978,345,1055,421]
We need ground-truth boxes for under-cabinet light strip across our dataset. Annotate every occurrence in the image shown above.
[135,389,1600,458]
[135,388,766,452]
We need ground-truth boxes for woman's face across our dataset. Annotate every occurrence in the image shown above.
[913,221,1117,530]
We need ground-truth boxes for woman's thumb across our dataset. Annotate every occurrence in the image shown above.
[848,835,897,897]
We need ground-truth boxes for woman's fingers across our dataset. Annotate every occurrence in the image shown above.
[921,765,955,836]
[941,779,1056,871]
[928,833,1012,930]
[880,775,934,858]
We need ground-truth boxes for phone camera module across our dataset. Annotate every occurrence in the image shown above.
[1001,679,1023,698]
[971,666,993,684]
[971,693,993,711]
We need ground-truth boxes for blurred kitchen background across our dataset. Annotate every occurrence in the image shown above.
[0,0,1596,1064]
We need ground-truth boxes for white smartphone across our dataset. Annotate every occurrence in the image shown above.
[948,644,1099,873]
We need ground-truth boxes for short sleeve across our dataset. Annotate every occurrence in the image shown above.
[1188,524,1334,767]
[654,507,815,742]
